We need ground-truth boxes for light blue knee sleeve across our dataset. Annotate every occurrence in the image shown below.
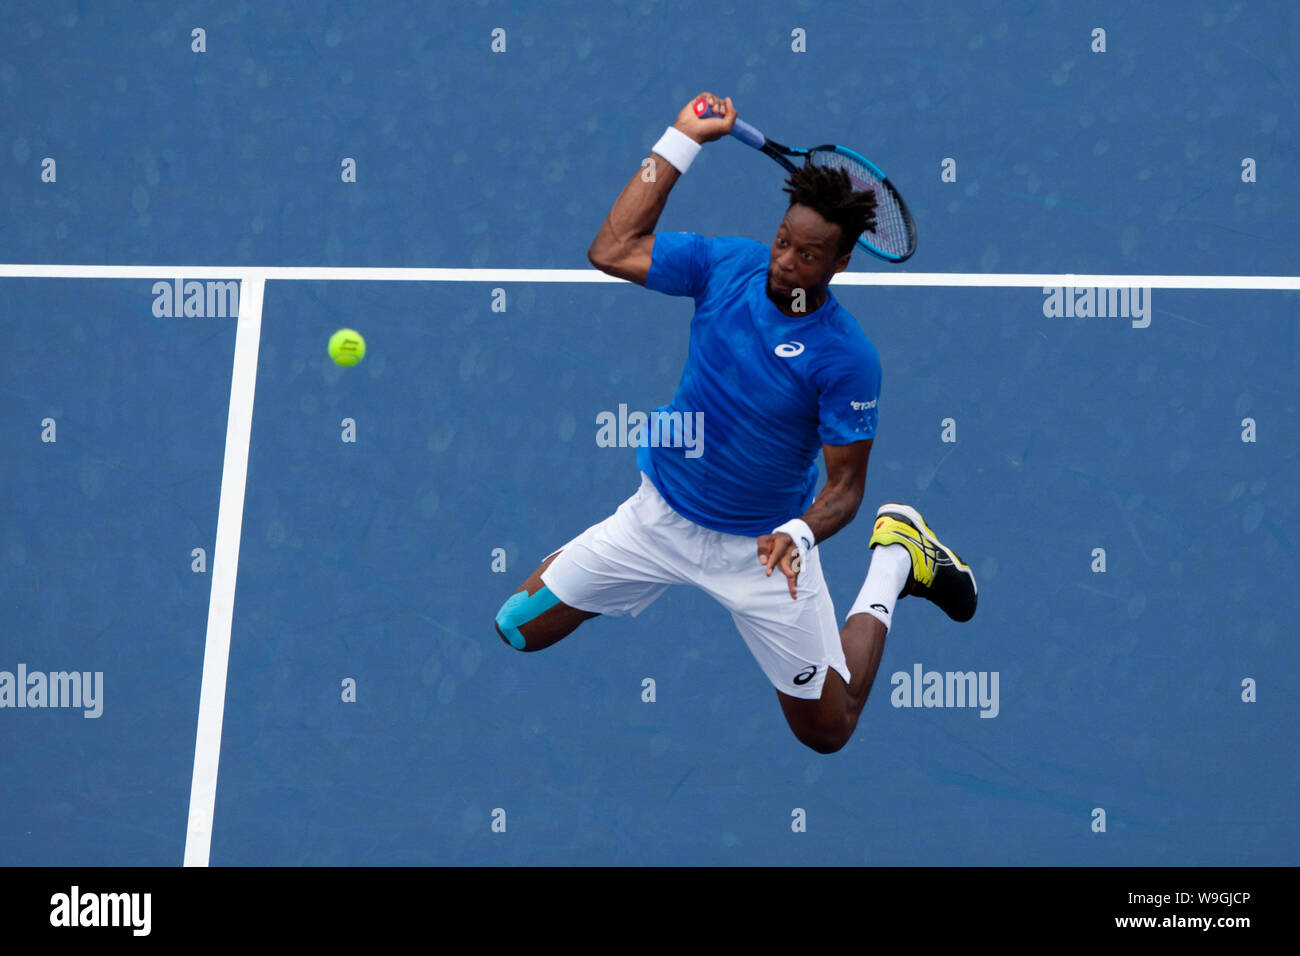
[495,586,560,650]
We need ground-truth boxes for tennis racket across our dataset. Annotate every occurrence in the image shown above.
[694,96,917,263]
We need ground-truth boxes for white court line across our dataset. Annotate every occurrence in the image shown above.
[183,275,264,867]
[0,263,1298,289]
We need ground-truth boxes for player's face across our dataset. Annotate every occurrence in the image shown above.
[767,204,849,305]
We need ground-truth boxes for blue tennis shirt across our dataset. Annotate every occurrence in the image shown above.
[638,232,882,536]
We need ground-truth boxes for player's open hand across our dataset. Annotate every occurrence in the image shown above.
[757,532,802,600]
[674,92,736,144]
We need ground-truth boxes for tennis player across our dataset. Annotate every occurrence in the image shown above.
[494,93,977,753]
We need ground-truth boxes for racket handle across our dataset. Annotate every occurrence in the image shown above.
[693,96,766,150]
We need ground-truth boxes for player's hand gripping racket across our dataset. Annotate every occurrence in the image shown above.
[694,96,917,263]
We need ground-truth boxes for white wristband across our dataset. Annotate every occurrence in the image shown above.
[651,125,702,174]
[773,519,815,555]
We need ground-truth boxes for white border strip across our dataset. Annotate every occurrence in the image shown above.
[0,263,1297,290]
[183,275,264,867]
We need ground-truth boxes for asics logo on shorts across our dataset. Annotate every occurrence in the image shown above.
[774,341,805,358]
[793,665,817,685]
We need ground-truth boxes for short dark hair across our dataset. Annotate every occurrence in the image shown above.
[781,163,877,258]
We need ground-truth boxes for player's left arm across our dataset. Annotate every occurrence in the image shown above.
[803,439,872,542]
[758,439,872,598]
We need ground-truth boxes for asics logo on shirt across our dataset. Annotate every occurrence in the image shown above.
[774,341,805,357]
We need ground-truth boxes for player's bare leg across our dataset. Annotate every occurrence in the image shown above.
[494,552,599,652]
[778,613,888,754]
[779,504,978,754]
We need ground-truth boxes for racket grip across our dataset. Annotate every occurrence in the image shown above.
[693,96,766,150]
[728,118,766,150]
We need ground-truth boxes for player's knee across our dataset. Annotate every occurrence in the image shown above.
[494,616,538,652]
[803,734,846,755]
[795,719,851,755]
[494,585,561,652]
[494,621,525,650]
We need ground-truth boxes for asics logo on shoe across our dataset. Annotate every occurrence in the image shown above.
[875,516,942,586]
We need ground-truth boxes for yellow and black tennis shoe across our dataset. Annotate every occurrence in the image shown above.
[868,503,977,622]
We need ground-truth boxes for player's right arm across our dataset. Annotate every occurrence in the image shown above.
[587,93,736,285]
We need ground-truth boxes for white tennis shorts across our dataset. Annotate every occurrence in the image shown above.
[540,472,851,700]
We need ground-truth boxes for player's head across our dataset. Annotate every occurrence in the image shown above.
[767,164,878,305]
[784,163,878,257]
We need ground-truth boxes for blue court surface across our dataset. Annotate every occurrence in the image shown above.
[1,1,1297,866]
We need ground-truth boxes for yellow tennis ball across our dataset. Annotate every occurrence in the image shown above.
[328,328,366,367]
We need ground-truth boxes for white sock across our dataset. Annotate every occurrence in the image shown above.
[848,543,912,631]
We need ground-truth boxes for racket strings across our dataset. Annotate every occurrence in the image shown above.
[808,150,912,259]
